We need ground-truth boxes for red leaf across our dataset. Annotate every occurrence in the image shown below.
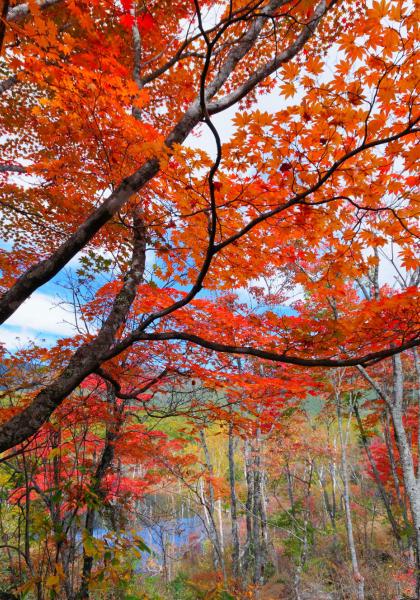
[280,162,292,172]
[121,0,132,11]
[119,13,135,29]
[137,12,154,32]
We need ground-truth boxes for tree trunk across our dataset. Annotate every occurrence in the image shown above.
[228,423,240,580]
[337,390,365,600]
[354,402,402,547]
[77,388,120,600]
[389,354,420,600]
[253,444,263,586]
[217,499,224,556]
[243,437,255,575]
[199,430,225,579]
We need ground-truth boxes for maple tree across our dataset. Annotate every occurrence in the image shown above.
[0,0,419,596]
[0,0,418,454]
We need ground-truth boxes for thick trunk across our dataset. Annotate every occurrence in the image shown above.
[0,217,146,452]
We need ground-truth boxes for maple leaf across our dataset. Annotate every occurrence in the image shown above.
[137,12,155,33]
[280,162,292,172]
[119,13,135,29]
[280,81,296,98]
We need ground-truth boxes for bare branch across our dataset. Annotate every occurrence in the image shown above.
[0,74,17,94]
[0,163,26,173]
[95,367,169,400]
[6,0,62,21]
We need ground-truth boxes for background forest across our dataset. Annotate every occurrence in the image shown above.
[1,345,420,600]
[0,0,418,598]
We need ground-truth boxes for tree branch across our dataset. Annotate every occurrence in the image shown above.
[107,330,420,369]
[95,367,169,400]
[207,0,327,114]
[0,0,311,325]
[0,214,146,451]
[0,75,17,94]
[0,163,26,173]
[6,0,62,21]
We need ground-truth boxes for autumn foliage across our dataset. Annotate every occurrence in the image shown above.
[0,0,418,597]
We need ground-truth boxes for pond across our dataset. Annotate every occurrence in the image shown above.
[93,515,206,571]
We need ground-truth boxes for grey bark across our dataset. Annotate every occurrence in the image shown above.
[336,390,365,600]
[384,410,407,518]
[7,0,61,21]
[389,355,420,600]
[357,358,420,599]
[252,440,263,586]
[228,422,240,579]
[413,349,420,480]
[199,430,225,578]
[0,215,146,451]
[243,438,254,574]
[317,464,336,530]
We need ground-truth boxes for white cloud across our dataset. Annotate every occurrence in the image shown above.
[0,291,77,348]
[0,328,38,349]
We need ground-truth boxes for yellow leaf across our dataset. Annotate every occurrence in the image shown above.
[45,574,59,589]
[47,447,60,460]
[83,536,97,558]
[0,470,10,486]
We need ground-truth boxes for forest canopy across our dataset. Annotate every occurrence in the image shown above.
[0,0,418,598]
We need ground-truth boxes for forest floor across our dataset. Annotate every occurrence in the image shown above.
[261,581,335,599]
